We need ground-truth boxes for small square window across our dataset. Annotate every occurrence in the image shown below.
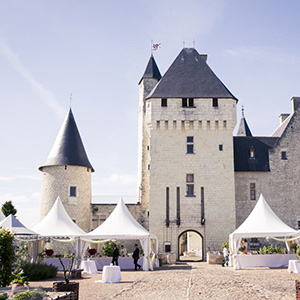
[219,144,223,151]
[186,174,194,182]
[281,151,287,160]
[187,136,193,143]
[70,186,77,197]
[182,98,187,107]
[161,98,167,107]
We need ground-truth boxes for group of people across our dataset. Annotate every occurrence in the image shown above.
[111,243,142,270]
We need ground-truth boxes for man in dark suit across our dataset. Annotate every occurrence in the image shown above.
[133,244,141,270]
[111,244,119,266]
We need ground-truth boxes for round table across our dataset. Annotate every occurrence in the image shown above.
[288,260,300,274]
[101,265,122,283]
[80,259,98,274]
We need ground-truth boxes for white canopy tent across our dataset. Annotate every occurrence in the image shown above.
[32,197,87,267]
[0,209,5,222]
[85,199,158,271]
[229,194,298,269]
[0,214,38,236]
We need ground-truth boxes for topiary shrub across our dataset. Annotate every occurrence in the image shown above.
[0,292,8,300]
[0,227,15,287]
[101,241,119,257]
[13,290,47,300]
[20,261,57,281]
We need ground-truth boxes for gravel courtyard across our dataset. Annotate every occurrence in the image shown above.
[18,262,300,299]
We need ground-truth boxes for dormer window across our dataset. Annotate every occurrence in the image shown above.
[182,98,187,107]
[161,98,167,107]
[249,147,255,159]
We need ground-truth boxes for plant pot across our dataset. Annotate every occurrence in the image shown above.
[296,280,300,300]
[53,281,79,300]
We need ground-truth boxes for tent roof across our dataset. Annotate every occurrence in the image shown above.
[0,210,5,222]
[0,214,38,235]
[230,194,297,238]
[32,197,86,237]
[86,199,156,239]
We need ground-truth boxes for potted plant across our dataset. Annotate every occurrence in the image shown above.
[10,264,29,298]
[42,248,79,300]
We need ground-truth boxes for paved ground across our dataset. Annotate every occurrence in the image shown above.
[2,262,299,299]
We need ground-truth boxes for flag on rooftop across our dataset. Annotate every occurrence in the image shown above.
[152,43,161,51]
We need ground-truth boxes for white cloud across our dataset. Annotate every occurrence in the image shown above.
[0,37,65,119]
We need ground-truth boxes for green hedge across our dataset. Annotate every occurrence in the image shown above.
[20,261,57,281]
[13,290,47,300]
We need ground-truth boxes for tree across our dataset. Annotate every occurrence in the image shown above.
[2,200,17,217]
[0,228,15,287]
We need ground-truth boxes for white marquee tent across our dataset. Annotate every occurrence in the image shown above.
[0,209,5,222]
[0,214,38,236]
[85,198,158,271]
[229,194,298,269]
[32,196,86,237]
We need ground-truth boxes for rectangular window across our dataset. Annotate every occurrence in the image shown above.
[188,98,194,107]
[166,187,169,227]
[176,187,180,226]
[187,136,194,153]
[281,151,287,160]
[161,98,167,107]
[186,174,194,196]
[213,98,218,107]
[70,186,77,197]
[219,144,223,151]
[250,183,256,200]
[182,98,187,107]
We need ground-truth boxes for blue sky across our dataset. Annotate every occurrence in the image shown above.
[0,0,300,228]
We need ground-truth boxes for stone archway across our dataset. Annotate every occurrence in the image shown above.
[178,230,203,261]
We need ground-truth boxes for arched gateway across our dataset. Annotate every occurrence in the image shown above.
[178,230,203,261]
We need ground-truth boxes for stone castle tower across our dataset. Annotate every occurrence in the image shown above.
[39,108,94,232]
[138,48,237,256]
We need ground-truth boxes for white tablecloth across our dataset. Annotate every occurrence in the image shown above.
[102,266,121,283]
[80,260,98,274]
[44,257,143,271]
[288,260,300,274]
[235,254,296,269]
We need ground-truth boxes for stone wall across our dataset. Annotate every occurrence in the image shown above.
[40,165,92,232]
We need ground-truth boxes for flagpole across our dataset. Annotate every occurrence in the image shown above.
[151,39,153,56]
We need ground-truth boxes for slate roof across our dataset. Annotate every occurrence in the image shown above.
[39,109,94,172]
[271,113,292,137]
[233,137,279,172]
[236,116,252,137]
[139,55,161,84]
[146,48,237,100]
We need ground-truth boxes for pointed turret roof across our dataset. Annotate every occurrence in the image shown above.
[39,109,94,171]
[146,48,237,100]
[139,55,161,84]
[237,109,252,136]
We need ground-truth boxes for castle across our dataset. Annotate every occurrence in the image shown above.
[39,48,300,260]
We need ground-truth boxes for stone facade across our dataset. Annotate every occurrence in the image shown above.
[40,165,92,232]
[235,97,300,230]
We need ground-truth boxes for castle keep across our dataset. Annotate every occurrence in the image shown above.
[39,48,300,260]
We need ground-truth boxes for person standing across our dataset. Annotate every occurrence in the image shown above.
[112,244,119,266]
[223,244,229,267]
[120,245,127,257]
[133,244,141,270]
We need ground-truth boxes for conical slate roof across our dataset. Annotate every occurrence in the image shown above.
[139,55,161,84]
[146,48,237,99]
[39,109,94,171]
[237,116,252,137]
[0,214,37,235]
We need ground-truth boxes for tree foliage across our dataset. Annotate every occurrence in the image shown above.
[0,227,16,287]
[1,200,17,217]
[101,241,119,257]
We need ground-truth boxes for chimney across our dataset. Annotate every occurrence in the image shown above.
[279,114,289,125]
[200,54,208,62]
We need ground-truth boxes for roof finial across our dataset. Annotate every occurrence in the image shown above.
[193,39,195,48]
[151,39,153,56]
[241,105,244,117]
[183,39,185,49]
[70,93,72,109]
